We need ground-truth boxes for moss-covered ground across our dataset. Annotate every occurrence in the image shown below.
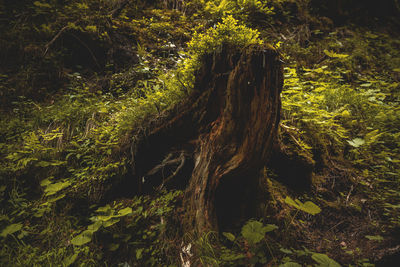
[0,1,399,266]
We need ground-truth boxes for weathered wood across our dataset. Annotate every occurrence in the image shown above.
[183,46,283,231]
[108,45,283,232]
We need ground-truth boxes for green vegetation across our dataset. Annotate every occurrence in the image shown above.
[1,0,399,266]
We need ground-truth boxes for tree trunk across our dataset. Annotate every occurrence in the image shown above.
[183,46,283,232]
[107,45,283,232]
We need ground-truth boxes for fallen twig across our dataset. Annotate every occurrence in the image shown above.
[43,25,70,56]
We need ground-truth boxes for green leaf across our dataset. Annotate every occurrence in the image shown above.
[365,235,384,242]
[118,207,132,216]
[40,178,52,187]
[37,161,51,167]
[87,221,102,232]
[136,248,144,260]
[280,248,293,254]
[220,251,246,261]
[96,215,114,222]
[109,243,120,251]
[1,223,23,237]
[222,232,236,241]
[279,262,302,267]
[241,220,267,245]
[71,230,92,246]
[323,50,349,58]
[102,218,120,227]
[64,252,79,266]
[47,193,66,203]
[284,196,301,209]
[96,205,112,213]
[347,138,365,148]
[312,253,341,267]
[301,201,322,215]
[284,197,321,215]
[44,180,71,196]
[264,224,279,232]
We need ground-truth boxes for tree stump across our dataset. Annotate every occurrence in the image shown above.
[183,46,283,232]
[109,45,283,232]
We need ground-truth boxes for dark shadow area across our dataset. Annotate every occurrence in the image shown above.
[215,173,259,232]
[267,149,314,192]
[376,252,400,267]
[310,0,400,26]
[101,148,194,204]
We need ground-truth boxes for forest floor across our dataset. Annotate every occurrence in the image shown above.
[1,1,399,266]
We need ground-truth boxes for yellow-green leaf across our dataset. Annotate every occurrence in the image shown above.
[71,230,92,246]
[223,232,236,241]
[365,235,384,242]
[323,50,349,59]
[312,253,341,267]
[1,223,23,237]
[118,207,132,216]
[347,138,365,148]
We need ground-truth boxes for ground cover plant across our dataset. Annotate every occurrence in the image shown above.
[1,0,399,266]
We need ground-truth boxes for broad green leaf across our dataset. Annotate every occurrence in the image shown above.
[340,110,351,117]
[96,215,114,222]
[102,217,120,227]
[118,207,132,216]
[312,253,341,267]
[71,230,92,246]
[44,181,71,196]
[87,221,102,232]
[47,193,66,203]
[64,252,79,266]
[241,220,267,245]
[222,232,236,241]
[365,235,384,241]
[347,138,365,148]
[264,224,279,232]
[284,196,301,210]
[301,201,322,215]
[96,205,111,213]
[279,262,302,267]
[1,223,23,237]
[40,178,52,187]
[284,197,321,215]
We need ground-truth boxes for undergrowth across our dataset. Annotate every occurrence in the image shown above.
[1,0,399,266]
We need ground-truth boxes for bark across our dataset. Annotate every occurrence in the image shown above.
[184,46,283,232]
[109,45,283,232]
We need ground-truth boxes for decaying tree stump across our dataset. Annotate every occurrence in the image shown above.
[183,46,283,232]
[109,45,283,232]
